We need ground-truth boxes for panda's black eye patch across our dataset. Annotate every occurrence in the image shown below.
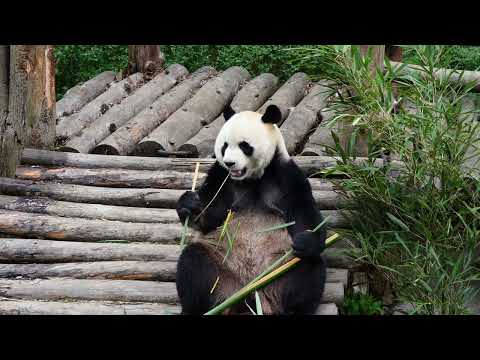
[239,141,254,156]
[221,142,228,156]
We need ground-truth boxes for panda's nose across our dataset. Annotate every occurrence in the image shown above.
[225,161,235,168]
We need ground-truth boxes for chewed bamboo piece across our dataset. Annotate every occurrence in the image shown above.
[180,162,201,248]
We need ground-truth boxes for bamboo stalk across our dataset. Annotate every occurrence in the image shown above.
[204,232,341,315]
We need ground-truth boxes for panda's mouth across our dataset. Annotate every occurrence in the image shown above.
[229,168,247,179]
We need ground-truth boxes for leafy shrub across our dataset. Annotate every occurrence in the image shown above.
[342,293,384,315]
[289,45,480,314]
[54,45,128,99]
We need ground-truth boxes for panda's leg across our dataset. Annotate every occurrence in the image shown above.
[275,257,327,315]
[176,242,245,315]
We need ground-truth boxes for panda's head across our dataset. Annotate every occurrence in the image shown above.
[214,104,290,181]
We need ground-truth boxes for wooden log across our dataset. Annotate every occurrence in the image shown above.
[14,165,340,191]
[134,66,250,156]
[0,262,344,285]
[21,148,404,174]
[257,72,310,125]
[281,81,332,154]
[56,71,116,118]
[0,209,187,243]
[301,108,349,156]
[0,195,348,227]
[0,177,346,209]
[326,268,349,288]
[93,67,216,156]
[390,60,480,92]
[0,238,181,263]
[0,278,178,303]
[0,278,343,305]
[0,238,354,269]
[56,73,145,141]
[61,64,189,154]
[0,177,184,208]
[0,195,178,223]
[314,302,338,315]
[177,73,279,157]
[15,166,201,190]
[0,207,348,244]
[0,298,180,315]
[0,261,176,281]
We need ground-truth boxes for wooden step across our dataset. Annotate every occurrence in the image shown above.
[0,279,344,305]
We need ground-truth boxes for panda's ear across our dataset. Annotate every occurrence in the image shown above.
[261,105,282,124]
[223,104,236,122]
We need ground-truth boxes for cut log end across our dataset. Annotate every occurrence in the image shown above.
[133,141,165,157]
[91,145,120,156]
[57,146,80,154]
[176,144,199,158]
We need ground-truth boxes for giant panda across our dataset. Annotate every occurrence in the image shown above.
[175,104,327,315]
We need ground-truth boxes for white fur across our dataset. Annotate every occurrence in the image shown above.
[214,110,290,181]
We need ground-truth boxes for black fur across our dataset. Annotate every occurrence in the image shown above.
[176,243,219,314]
[239,141,254,156]
[261,105,282,124]
[221,142,228,157]
[279,257,327,314]
[176,152,326,256]
[223,104,236,122]
[176,152,327,314]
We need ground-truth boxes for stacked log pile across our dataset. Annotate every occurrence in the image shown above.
[0,150,359,315]
[51,64,352,159]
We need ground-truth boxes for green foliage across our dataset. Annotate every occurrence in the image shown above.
[403,45,480,71]
[54,45,128,99]
[290,45,480,314]
[161,45,306,81]
[53,45,480,102]
[342,293,384,315]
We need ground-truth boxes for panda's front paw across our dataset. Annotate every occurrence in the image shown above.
[176,191,203,224]
[292,231,325,259]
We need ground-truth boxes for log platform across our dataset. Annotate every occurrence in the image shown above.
[0,64,369,315]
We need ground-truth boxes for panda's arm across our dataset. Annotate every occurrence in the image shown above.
[280,160,327,257]
[177,161,233,234]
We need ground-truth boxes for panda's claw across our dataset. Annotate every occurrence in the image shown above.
[292,231,325,259]
[176,191,203,224]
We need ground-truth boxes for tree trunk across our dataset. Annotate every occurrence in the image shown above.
[0,46,31,177]
[127,45,165,78]
[386,45,403,61]
[26,45,56,150]
[359,45,385,73]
